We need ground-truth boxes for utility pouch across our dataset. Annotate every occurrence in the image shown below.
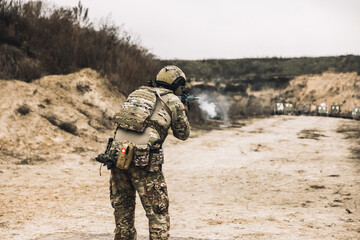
[133,144,150,167]
[115,141,134,170]
[148,148,164,172]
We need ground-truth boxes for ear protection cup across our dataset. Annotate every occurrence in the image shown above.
[171,76,186,90]
[155,65,186,91]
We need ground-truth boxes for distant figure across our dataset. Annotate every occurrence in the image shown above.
[98,65,190,240]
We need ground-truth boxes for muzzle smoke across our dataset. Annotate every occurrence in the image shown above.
[199,99,217,119]
[197,93,230,125]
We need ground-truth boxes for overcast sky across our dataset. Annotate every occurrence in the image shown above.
[47,0,360,60]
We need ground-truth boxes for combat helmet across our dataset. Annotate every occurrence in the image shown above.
[155,65,186,95]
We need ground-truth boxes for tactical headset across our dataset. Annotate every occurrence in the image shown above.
[155,76,186,91]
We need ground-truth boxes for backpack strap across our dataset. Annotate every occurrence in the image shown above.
[154,88,172,117]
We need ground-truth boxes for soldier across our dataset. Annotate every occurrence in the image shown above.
[109,65,190,239]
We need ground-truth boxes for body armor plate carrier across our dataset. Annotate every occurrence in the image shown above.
[113,87,169,140]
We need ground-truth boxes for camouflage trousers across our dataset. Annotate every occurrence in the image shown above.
[110,164,170,240]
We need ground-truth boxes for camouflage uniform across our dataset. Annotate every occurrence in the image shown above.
[110,86,190,240]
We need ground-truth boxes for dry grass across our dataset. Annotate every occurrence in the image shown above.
[58,122,78,135]
[40,114,78,135]
[337,123,360,160]
[336,125,360,139]
[297,129,327,141]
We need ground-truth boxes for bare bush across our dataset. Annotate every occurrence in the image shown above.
[41,114,78,135]
[76,81,92,93]
[224,82,248,94]
[99,111,114,130]
[44,98,51,104]
[228,96,272,118]
[0,44,43,81]
[16,155,47,165]
[0,0,160,95]
[16,104,31,115]
[59,122,78,135]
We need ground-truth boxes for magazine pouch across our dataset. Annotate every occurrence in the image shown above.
[133,144,150,167]
[148,148,164,172]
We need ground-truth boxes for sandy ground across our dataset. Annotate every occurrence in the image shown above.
[0,116,359,240]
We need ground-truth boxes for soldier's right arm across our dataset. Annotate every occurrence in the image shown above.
[167,95,190,140]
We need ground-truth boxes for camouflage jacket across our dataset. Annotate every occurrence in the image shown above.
[115,86,190,146]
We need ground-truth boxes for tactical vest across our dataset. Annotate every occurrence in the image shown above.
[113,87,170,139]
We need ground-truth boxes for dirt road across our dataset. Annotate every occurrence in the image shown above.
[0,116,359,240]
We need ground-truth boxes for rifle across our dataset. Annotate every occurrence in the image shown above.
[179,89,199,109]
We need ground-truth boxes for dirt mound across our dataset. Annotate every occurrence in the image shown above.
[0,68,125,164]
[281,72,360,110]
